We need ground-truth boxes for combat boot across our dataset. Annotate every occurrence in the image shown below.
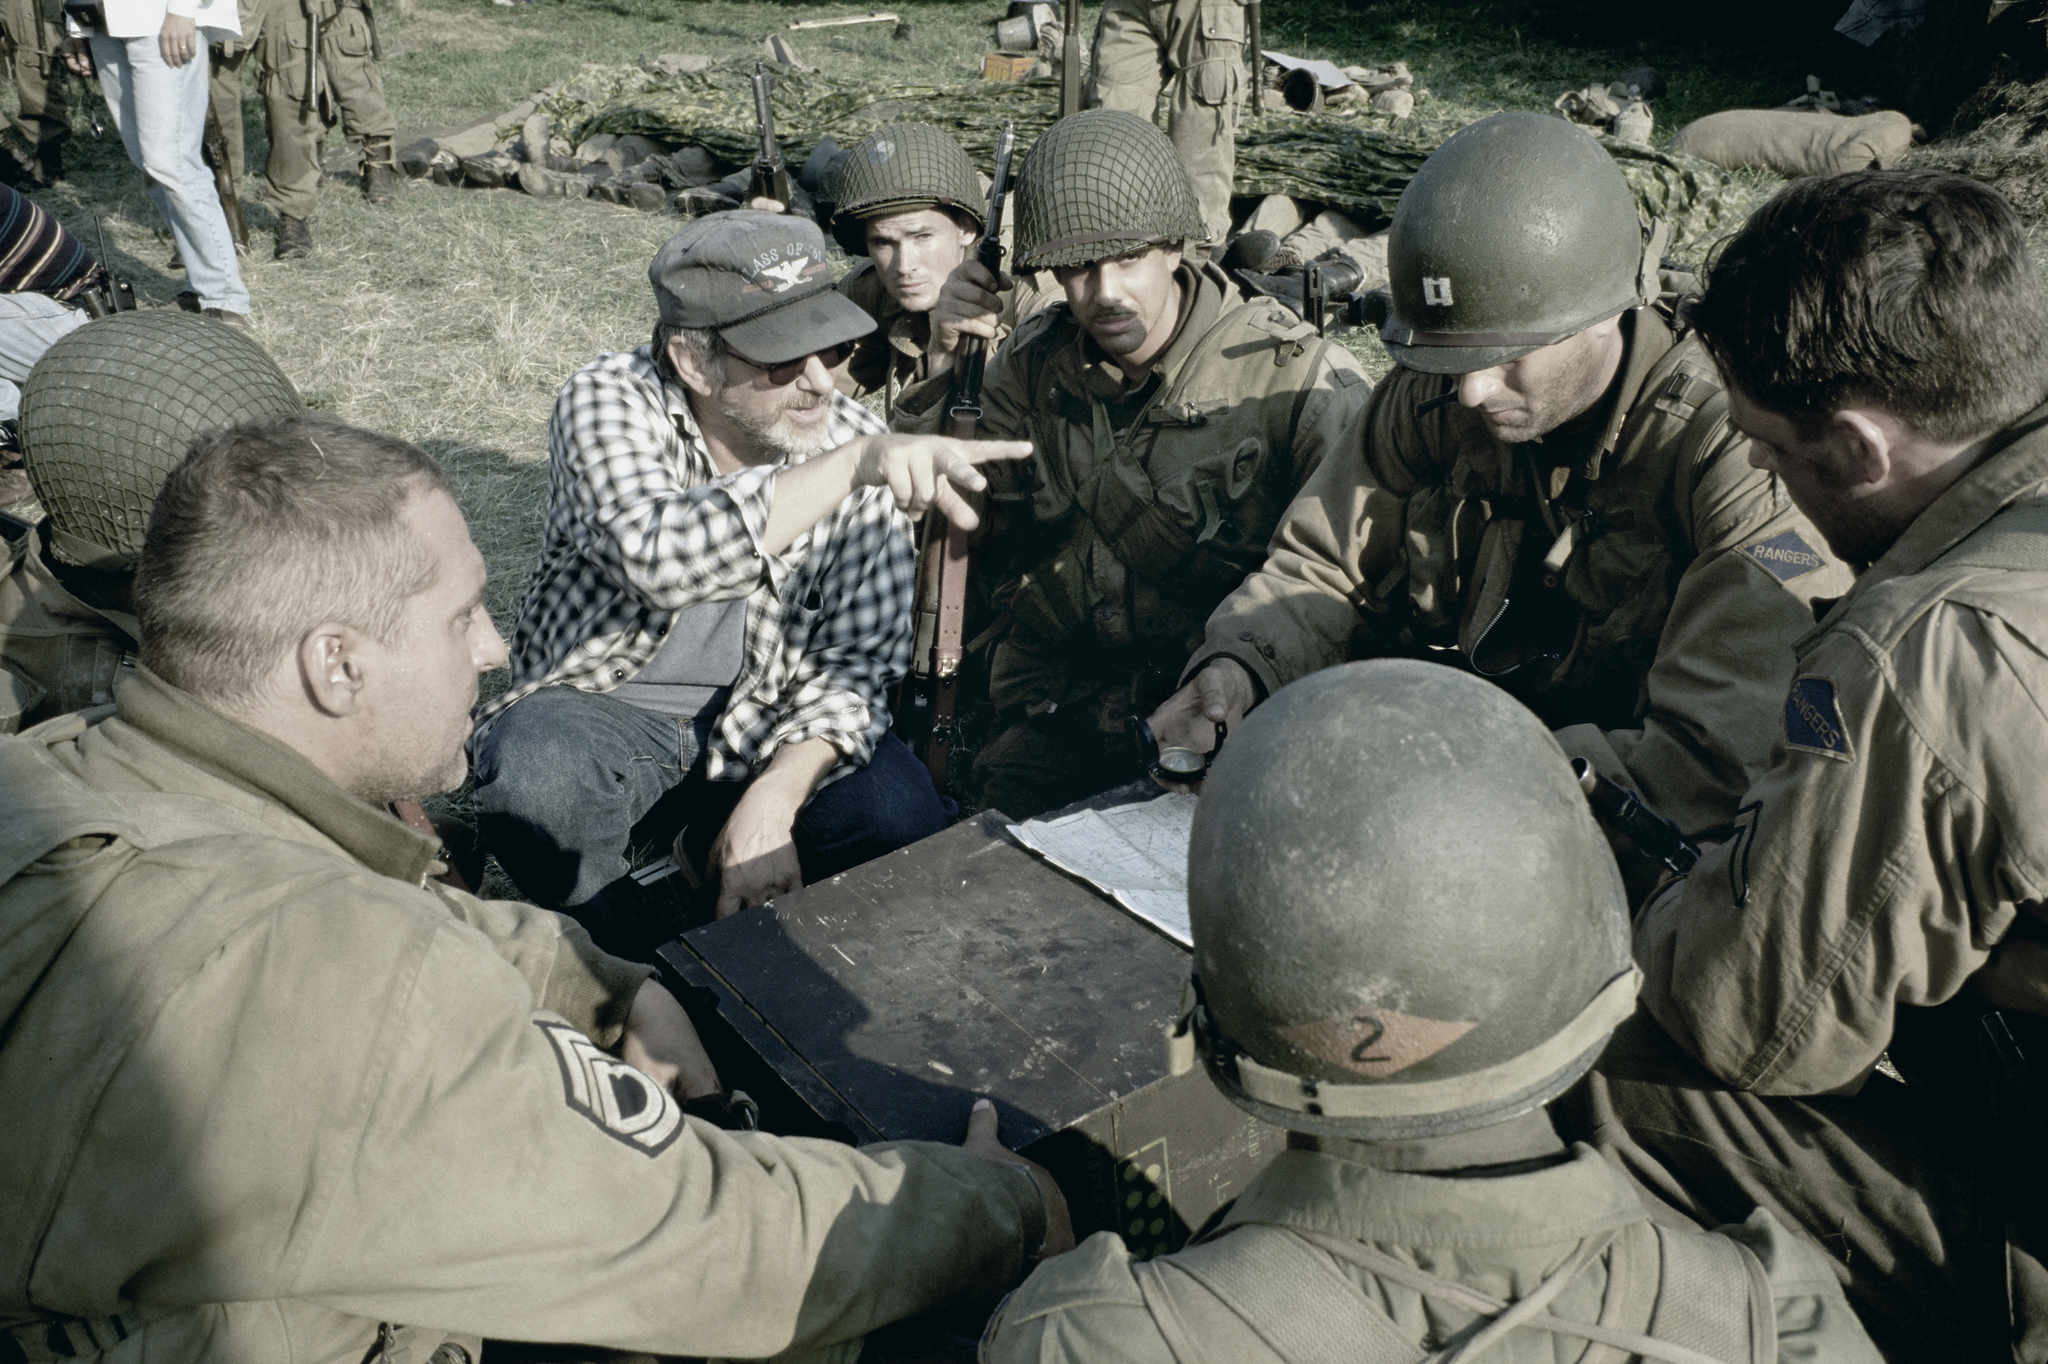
[361,138,398,205]
[274,215,313,260]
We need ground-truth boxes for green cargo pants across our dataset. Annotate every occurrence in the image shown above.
[0,0,67,148]
[1085,0,1244,245]
[256,0,393,220]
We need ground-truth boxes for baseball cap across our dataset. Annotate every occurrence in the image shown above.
[649,210,877,366]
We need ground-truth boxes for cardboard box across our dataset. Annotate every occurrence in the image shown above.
[980,51,1038,80]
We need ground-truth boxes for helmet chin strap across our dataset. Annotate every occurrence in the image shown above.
[48,524,134,571]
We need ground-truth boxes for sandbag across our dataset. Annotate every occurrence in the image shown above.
[1670,108,1913,177]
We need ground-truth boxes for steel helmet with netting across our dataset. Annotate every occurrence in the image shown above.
[1176,660,1640,1141]
[21,312,303,569]
[1012,110,1207,272]
[1380,112,1660,375]
[831,122,988,257]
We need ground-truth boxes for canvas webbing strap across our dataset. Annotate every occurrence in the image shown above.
[921,512,970,788]
[1280,1225,1742,1364]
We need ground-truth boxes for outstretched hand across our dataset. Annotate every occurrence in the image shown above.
[962,1097,1076,1260]
[851,432,1031,533]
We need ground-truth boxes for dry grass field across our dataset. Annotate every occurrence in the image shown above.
[11,0,1800,641]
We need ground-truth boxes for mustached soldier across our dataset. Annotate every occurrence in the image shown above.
[1148,112,1851,856]
[893,109,1371,818]
[830,122,1056,418]
[981,661,1884,1364]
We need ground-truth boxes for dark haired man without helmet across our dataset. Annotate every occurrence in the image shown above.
[472,211,1030,945]
[0,413,1070,1364]
[982,663,1881,1364]
[895,109,1372,818]
[1564,170,2048,1363]
[830,122,1054,416]
[1147,112,1850,853]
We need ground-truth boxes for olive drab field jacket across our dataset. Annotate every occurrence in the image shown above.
[1192,309,1853,835]
[1638,401,2048,1096]
[980,1136,1881,1364]
[894,260,1371,725]
[0,517,136,734]
[0,669,1046,1364]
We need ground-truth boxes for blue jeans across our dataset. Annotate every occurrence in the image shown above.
[472,684,953,912]
[90,34,249,314]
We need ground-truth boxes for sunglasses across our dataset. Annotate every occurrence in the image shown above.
[726,341,856,386]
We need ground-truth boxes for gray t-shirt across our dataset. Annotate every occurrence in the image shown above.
[610,594,748,720]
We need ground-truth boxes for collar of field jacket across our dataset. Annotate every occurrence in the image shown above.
[1217,1136,1646,1250]
[1569,307,1673,483]
[115,664,440,886]
[1805,397,2048,643]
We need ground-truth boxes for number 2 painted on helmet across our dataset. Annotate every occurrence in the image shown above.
[1350,1015,1389,1064]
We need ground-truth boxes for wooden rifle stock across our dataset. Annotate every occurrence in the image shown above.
[900,123,1014,793]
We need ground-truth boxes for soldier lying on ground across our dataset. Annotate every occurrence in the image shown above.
[981,661,1882,1364]
[1,309,300,730]
[1147,111,1851,853]
[1559,169,2048,1364]
[830,121,1056,417]
[895,109,1372,819]
[471,210,1031,955]
[0,411,1072,1364]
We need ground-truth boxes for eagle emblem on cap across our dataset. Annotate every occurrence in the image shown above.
[758,258,810,291]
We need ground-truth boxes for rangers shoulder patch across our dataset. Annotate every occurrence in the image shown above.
[537,1020,683,1156]
[1742,530,1829,583]
[1784,676,1853,761]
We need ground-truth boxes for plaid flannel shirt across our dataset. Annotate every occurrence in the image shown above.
[475,346,911,786]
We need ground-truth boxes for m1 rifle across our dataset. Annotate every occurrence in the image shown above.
[900,120,1016,791]
[1570,758,1700,876]
[748,63,792,210]
[201,108,249,255]
[1059,0,1081,118]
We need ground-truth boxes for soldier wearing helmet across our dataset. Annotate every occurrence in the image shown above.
[980,662,1882,1364]
[1147,111,1850,853]
[0,310,301,732]
[830,123,1056,416]
[894,109,1372,818]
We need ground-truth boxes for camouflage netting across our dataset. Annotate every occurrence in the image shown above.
[538,59,1746,256]
[21,312,303,567]
[1899,79,2048,226]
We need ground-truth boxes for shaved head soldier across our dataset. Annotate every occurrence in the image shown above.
[1567,169,2048,1362]
[894,110,1371,817]
[981,662,1882,1364]
[1148,112,1851,863]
